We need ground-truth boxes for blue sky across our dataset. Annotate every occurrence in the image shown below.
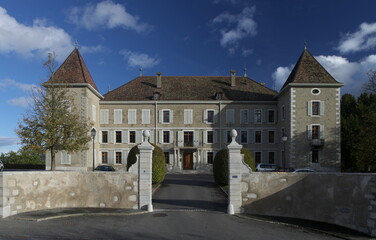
[1,0,376,153]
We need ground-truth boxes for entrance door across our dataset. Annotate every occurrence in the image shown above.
[183,152,193,170]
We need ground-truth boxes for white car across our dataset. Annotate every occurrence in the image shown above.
[0,160,4,171]
[293,168,315,173]
[256,163,277,172]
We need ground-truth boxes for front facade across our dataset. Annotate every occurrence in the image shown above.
[45,47,343,172]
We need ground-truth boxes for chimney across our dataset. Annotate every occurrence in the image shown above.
[157,72,162,89]
[230,70,236,87]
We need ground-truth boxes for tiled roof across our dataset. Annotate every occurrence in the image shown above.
[281,49,340,89]
[46,48,98,91]
[103,76,277,101]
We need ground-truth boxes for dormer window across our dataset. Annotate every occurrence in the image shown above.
[215,92,223,100]
[153,92,161,100]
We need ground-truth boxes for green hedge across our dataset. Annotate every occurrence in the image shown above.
[213,148,255,186]
[4,164,45,170]
[127,143,166,184]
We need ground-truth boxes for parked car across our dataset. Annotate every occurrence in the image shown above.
[94,165,115,172]
[0,160,3,171]
[275,167,295,172]
[293,168,315,173]
[256,163,277,172]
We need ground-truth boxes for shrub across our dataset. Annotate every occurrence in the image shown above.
[127,143,166,184]
[213,148,255,186]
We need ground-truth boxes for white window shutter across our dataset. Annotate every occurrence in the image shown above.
[149,130,154,143]
[188,110,192,124]
[159,130,163,144]
[320,125,324,139]
[203,131,207,144]
[99,131,103,144]
[159,110,163,123]
[214,110,219,123]
[136,131,142,143]
[169,131,173,144]
[194,131,199,147]
[108,150,115,165]
[203,110,207,123]
[308,101,312,116]
[178,131,183,147]
[122,150,128,165]
[223,130,227,143]
[307,125,312,140]
[213,130,217,143]
[109,131,114,144]
[122,130,128,144]
[170,110,173,123]
[320,101,325,116]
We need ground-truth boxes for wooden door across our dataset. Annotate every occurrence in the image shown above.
[183,152,193,170]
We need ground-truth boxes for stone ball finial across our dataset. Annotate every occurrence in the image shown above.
[143,130,150,142]
[230,129,237,139]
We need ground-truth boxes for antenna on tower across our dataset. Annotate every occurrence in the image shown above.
[139,65,143,77]
[75,40,79,49]
[304,41,307,50]
[244,63,248,78]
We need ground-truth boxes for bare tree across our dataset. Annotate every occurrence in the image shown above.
[363,70,376,94]
[16,52,92,170]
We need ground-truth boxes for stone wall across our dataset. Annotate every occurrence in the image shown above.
[0,171,138,218]
[241,173,376,237]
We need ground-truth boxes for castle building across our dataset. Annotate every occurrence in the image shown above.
[45,47,343,172]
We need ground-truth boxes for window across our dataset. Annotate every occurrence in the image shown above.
[128,109,137,124]
[226,109,235,124]
[115,131,122,143]
[129,131,136,143]
[160,109,173,123]
[114,109,122,124]
[282,106,285,120]
[61,151,71,164]
[255,131,262,143]
[240,109,249,124]
[312,125,320,139]
[312,150,319,163]
[312,101,320,116]
[141,109,150,124]
[163,131,170,143]
[92,105,96,122]
[102,131,108,143]
[254,109,262,123]
[207,131,214,144]
[240,131,248,144]
[100,110,109,124]
[102,152,108,164]
[184,131,194,147]
[207,152,214,164]
[164,152,170,164]
[227,130,232,143]
[311,88,320,95]
[308,101,324,116]
[255,152,261,164]
[207,110,215,123]
[268,152,275,164]
[268,131,275,143]
[115,152,122,164]
[268,110,275,123]
[184,109,193,124]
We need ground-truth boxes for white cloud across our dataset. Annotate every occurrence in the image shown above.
[0,78,37,92]
[67,0,151,32]
[80,44,105,54]
[7,97,31,108]
[0,136,18,147]
[242,48,253,57]
[272,54,376,95]
[212,6,257,51]
[120,50,160,68]
[0,7,73,60]
[337,22,376,54]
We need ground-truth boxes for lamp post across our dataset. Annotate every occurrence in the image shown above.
[91,128,97,172]
[282,135,287,170]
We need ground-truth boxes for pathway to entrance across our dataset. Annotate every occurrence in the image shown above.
[153,174,227,212]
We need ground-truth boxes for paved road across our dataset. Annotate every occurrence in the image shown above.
[0,174,368,239]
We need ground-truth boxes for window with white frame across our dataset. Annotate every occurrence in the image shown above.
[115,131,122,143]
[268,152,275,164]
[204,110,215,124]
[255,130,262,143]
[128,109,137,124]
[115,152,122,164]
[129,131,136,143]
[312,149,319,163]
[114,109,123,124]
[184,109,193,124]
[307,124,324,140]
[207,152,214,164]
[240,109,249,124]
[101,152,108,164]
[102,131,108,143]
[164,152,170,164]
[255,152,261,164]
[308,101,325,116]
[163,131,170,144]
[254,109,262,123]
[100,109,109,124]
[61,151,71,164]
[160,109,173,123]
[240,130,248,144]
[92,105,96,122]
[207,130,214,143]
[268,110,275,123]
[141,109,150,124]
[226,109,235,124]
[268,131,275,143]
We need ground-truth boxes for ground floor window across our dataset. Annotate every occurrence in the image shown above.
[129,131,136,143]
[268,152,275,164]
[312,149,319,163]
[255,152,261,164]
[116,152,122,164]
[115,131,122,143]
[102,152,108,164]
[207,152,214,164]
[164,152,170,164]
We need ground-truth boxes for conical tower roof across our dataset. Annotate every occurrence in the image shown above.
[281,49,340,90]
[46,48,98,91]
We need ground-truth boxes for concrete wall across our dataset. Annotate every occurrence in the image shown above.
[0,171,138,218]
[241,173,376,237]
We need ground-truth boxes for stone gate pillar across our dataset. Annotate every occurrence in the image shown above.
[138,130,154,212]
[227,129,243,214]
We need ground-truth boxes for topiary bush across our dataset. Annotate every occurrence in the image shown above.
[127,143,166,184]
[213,148,255,186]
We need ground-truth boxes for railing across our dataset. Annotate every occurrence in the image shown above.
[310,139,325,148]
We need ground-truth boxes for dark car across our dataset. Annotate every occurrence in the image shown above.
[275,167,295,172]
[94,165,115,172]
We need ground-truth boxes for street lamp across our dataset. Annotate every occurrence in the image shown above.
[282,135,287,170]
[91,128,97,172]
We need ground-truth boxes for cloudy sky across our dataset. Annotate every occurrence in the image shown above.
[1,0,376,153]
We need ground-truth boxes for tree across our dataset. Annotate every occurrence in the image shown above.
[16,52,92,171]
[363,70,376,94]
